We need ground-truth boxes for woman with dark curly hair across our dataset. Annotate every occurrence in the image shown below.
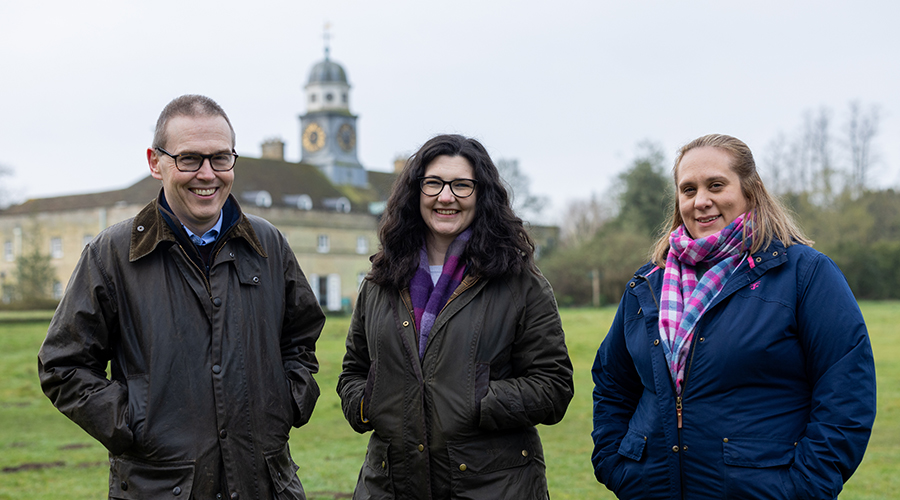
[337,134,574,499]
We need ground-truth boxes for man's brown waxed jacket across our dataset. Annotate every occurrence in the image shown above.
[38,194,324,499]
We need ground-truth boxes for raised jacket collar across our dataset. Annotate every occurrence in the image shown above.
[129,189,266,263]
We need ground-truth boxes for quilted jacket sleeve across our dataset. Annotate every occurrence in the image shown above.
[788,252,877,500]
[37,242,134,455]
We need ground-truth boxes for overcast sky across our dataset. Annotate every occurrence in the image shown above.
[2,0,898,223]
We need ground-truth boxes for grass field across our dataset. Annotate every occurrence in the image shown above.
[0,303,897,499]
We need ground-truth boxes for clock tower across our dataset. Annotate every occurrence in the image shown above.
[299,40,366,187]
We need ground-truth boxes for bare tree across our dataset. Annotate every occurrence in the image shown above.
[559,193,612,246]
[762,132,790,194]
[845,101,881,197]
[496,158,549,222]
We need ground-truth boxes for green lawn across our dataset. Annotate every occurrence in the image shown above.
[1,303,896,499]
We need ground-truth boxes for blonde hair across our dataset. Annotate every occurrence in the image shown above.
[651,134,813,267]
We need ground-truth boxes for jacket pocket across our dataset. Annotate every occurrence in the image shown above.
[609,429,648,498]
[125,374,149,452]
[108,456,194,499]
[447,430,547,500]
[722,437,797,499]
[353,433,393,499]
[361,360,377,424]
[265,443,306,500]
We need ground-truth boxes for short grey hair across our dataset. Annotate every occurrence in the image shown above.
[152,94,235,150]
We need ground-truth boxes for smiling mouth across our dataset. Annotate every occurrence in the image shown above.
[435,209,459,215]
[697,215,721,223]
[191,188,217,196]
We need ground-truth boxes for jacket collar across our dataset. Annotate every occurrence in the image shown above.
[129,189,267,262]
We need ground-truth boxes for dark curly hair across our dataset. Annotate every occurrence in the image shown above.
[369,134,536,288]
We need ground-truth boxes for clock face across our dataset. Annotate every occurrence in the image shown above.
[337,123,356,152]
[302,122,326,152]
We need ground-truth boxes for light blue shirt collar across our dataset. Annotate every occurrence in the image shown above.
[183,211,223,246]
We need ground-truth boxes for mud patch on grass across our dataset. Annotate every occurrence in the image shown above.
[2,461,65,473]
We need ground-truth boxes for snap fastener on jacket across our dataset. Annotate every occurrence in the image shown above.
[217,494,223,500]
[672,446,679,453]
[229,252,234,258]
[212,364,221,374]
[252,276,259,283]
[173,486,182,496]
[773,251,779,256]
[459,464,467,471]
[683,445,688,451]
[136,226,144,232]
[402,321,410,327]
[653,339,660,346]
[699,337,705,342]
[629,281,636,288]
[231,493,239,500]
[755,257,762,263]
[219,429,227,439]
[121,481,128,491]
[212,297,222,307]
[723,438,729,443]
[521,450,528,457]
[417,444,424,452]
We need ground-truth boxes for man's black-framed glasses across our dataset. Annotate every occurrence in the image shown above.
[156,147,239,172]
[419,177,478,198]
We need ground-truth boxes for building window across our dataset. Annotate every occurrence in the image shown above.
[310,94,316,103]
[50,237,63,259]
[83,234,94,247]
[52,281,63,300]
[309,273,342,311]
[356,236,368,254]
[325,93,333,102]
[317,235,330,253]
[3,240,12,262]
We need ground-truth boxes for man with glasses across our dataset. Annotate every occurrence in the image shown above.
[38,94,325,500]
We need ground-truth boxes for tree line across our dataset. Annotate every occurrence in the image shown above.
[538,101,899,306]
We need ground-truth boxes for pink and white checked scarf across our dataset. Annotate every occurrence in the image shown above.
[659,213,750,395]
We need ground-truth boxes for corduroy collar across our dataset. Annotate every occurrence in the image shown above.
[129,189,266,263]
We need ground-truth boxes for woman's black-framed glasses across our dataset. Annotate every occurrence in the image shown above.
[418,177,478,198]
[156,147,239,172]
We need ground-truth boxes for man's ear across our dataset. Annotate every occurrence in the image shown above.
[148,148,163,180]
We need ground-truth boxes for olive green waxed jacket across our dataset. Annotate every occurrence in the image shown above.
[38,195,325,500]
[337,270,574,500]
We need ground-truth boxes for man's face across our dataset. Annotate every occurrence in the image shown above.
[148,114,235,235]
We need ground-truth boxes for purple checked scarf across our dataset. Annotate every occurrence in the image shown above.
[409,228,472,359]
[659,214,750,395]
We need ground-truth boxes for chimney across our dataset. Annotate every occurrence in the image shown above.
[393,154,409,173]
[261,138,285,161]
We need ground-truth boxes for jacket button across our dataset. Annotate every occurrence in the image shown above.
[212,297,222,307]
[643,436,648,441]
[402,321,410,327]
[231,493,239,500]
[521,450,528,457]
[672,446,679,453]
[459,464,467,472]
[252,276,259,283]
[417,444,424,452]
[653,339,659,346]
[217,494,223,500]
[723,438,729,443]
[121,481,128,491]
[212,364,221,374]
[699,337,705,342]
[219,429,227,439]
[173,486,182,496]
